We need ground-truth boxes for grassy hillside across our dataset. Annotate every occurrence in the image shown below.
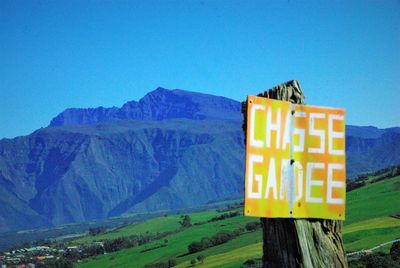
[345,175,399,224]
[75,175,400,268]
[78,210,260,268]
[175,242,262,268]
[343,175,400,252]
[72,210,221,245]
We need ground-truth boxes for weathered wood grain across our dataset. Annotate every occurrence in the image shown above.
[242,80,347,268]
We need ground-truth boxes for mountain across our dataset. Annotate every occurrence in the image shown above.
[49,87,242,126]
[0,119,244,232]
[345,126,400,178]
[0,87,398,232]
[346,125,400,139]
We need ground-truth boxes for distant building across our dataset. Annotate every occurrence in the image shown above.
[93,242,104,247]
[36,256,46,261]
[66,246,79,252]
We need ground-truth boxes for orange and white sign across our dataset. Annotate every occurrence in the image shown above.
[244,96,346,220]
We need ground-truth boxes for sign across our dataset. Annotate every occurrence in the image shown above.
[244,96,346,220]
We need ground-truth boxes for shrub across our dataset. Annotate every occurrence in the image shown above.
[245,221,261,232]
[38,258,74,268]
[179,215,192,228]
[243,259,256,266]
[188,241,204,253]
[187,229,242,253]
[208,211,240,222]
[89,226,107,236]
[197,255,205,263]
[104,237,130,252]
[144,259,177,268]
[168,258,177,267]
[390,240,400,261]
[82,245,105,257]
[361,252,400,268]
[200,237,213,248]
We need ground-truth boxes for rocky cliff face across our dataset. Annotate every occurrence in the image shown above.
[0,119,244,231]
[0,88,398,232]
[345,129,400,178]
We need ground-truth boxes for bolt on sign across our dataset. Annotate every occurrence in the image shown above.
[244,96,346,220]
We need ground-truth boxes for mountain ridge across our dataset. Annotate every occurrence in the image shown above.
[0,119,245,231]
[49,87,242,127]
[0,87,399,232]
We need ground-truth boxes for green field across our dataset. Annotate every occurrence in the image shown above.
[175,242,263,268]
[78,211,260,268]
[343,175,400,252]
[345,175,400,224]
[76,175,400,267]
[72,210,221,245]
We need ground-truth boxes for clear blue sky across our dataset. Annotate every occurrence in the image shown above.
[1,0,399,139]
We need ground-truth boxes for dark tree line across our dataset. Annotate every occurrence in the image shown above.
[349,241,400,268]
[179,215,192,228]
[144,258,177,268]
[88,226,107,236]
[103,232,172,252]
[193,211,241,226]
[188,229,242,254]
[36,258,74,268]
[208,211,240,222]
[245,221,261,232]
[347,165,400,192]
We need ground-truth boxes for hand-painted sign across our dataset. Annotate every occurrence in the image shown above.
[244,96,346,220]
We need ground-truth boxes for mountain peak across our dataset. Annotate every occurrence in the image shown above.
[49,88,242,127]
[154,86,169,91]
[148,87,171,94]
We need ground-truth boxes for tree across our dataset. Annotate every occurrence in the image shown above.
[82,245,104,257]
[63,249,81,261]
[167,258,177,267]
[179,215,191,228]
[391,167,399,177]
[243,259,256,267]
[190,259,196,266]
[197,255,205,263]
[245,221,261,232]
[89,226,106,236]
[362,252,399,268]
[188,229,241,254]
[38,258,74,268]
[200,237,213,248]
[188,241,203,253]
[390,240,400,261]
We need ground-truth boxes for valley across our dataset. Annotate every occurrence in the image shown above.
[0,88,399,267]
[2,167,397,267]
[0,88,399,233]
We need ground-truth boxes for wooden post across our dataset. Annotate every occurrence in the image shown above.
[242,80,348,268]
